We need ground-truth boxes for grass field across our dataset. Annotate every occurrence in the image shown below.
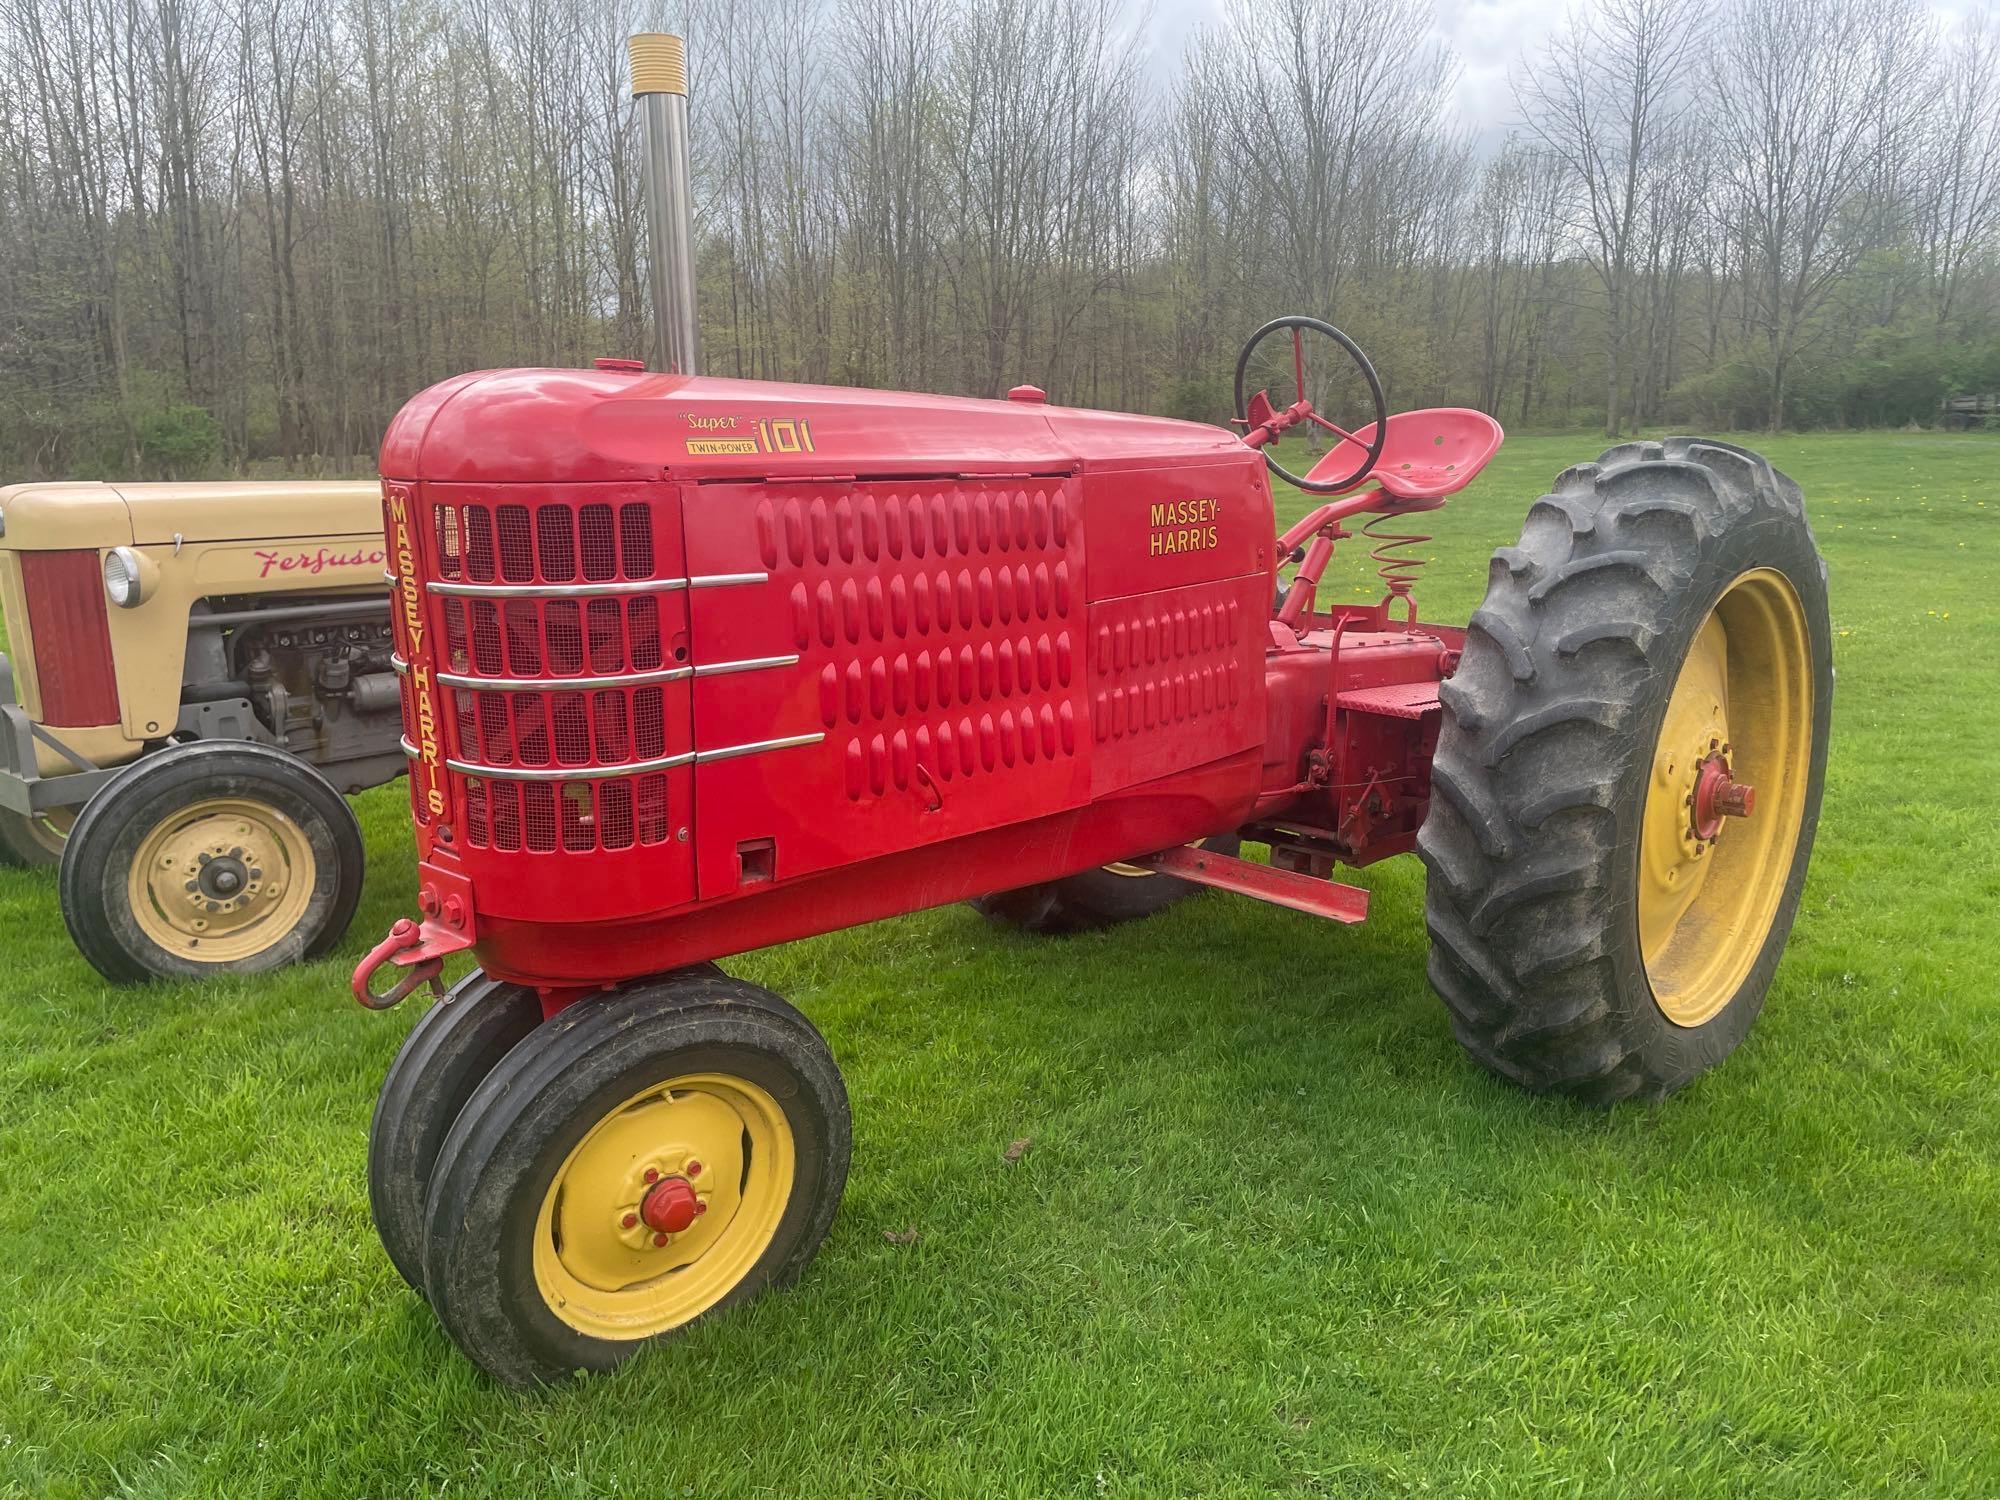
[1,431,1995,1497]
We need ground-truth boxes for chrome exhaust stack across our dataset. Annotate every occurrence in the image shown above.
[628,34,700,376]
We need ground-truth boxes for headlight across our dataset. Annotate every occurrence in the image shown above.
[103,546,147,607]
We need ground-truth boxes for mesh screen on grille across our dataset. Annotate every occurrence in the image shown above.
[440,593,661,681]
[436,498,660,588]
[459,772,674,852]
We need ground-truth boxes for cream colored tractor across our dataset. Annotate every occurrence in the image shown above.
[0,481,403,981]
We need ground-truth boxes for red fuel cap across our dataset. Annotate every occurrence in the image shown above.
[1007,384,1047,404]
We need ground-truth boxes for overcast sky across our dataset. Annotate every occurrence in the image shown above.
[1136,0,1991,145]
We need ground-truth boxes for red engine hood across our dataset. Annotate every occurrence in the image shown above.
[379,368,1246,483]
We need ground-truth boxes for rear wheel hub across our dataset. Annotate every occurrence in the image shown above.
[1690,753,1756,841]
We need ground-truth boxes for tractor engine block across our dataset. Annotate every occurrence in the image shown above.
[185,599,405,792]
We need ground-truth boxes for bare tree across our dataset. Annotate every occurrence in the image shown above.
[1914,7,2000,338]
[1515,0,1707,436]
[1712,0,1931,430]
[0,0,1996,477]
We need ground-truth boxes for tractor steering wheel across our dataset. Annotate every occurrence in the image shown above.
[1233,315,1389,495]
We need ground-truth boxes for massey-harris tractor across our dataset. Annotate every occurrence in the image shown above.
[0,478,405,980]
[349,36,1831,1387]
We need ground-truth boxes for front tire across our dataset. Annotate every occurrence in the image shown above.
[421,972,850,1387]
[972,837,1242,933]
[0,803,75,868]
[1417,438,1832,1103]
[368,971,544,1292]
[58,741,365,983]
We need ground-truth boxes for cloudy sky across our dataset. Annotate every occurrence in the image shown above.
[1136,0,1990,143]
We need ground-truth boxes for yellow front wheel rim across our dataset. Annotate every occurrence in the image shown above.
[533,1073,795,1340]
[1638,568,1813,1026]
[127,797,317,962]
[1102,861,1156,878]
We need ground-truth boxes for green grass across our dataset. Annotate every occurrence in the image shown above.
[2,432,1996,1497]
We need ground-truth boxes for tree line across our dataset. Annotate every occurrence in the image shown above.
[1,0,1997,479]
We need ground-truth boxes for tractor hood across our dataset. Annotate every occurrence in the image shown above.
[0,480,382,550]
[381,369,1246,484]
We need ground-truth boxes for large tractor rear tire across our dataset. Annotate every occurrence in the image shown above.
[1418,438,1832,1103]
[0,804,75,868]
[972,838,1242,934]
[58,740,365,984]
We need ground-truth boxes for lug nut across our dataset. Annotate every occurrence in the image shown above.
[652,1232,669,1248]
[622,1213,639,1229]
[643,1167,659,1184]
[685,1160,702,1178]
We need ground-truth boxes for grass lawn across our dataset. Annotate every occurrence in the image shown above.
[1,430,1995,1497]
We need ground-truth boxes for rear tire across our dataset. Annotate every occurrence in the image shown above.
[0,803,75,868]
[368,971,543,1292]
[1417,438,1832,1103]
[421,972,850,1387]
[972,837,1242,933]
[58,741,365,984]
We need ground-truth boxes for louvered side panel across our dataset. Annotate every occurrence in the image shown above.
[683,477,1089,896]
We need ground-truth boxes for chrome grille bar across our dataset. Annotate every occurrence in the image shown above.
[437,665,693,692]
[425,571,766,600]
[410,730,825,783]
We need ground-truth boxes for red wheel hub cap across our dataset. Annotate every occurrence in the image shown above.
[1691,754,1756,841]
[640,1176,700,1235]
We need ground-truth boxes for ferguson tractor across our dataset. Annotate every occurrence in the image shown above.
[349,36,1831,1387]
[0,479,405,980]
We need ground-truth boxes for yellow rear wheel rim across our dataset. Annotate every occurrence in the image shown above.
[533,1073,794,1341]
[1638,568,1813,1026]
[127,797,317,963]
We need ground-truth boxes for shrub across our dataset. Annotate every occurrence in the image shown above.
[136,403,222,477]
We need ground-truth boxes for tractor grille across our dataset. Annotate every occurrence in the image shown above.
[395,489,692,859]
[18,550,119,725]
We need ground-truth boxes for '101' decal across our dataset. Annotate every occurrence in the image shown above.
[681,413,816,458]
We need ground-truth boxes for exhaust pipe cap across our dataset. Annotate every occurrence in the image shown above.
[628,34,686,97]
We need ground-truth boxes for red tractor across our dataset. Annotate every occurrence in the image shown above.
[349,38,1830,1387]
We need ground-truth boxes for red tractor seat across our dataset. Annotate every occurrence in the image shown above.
[1305,407,1505,501]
